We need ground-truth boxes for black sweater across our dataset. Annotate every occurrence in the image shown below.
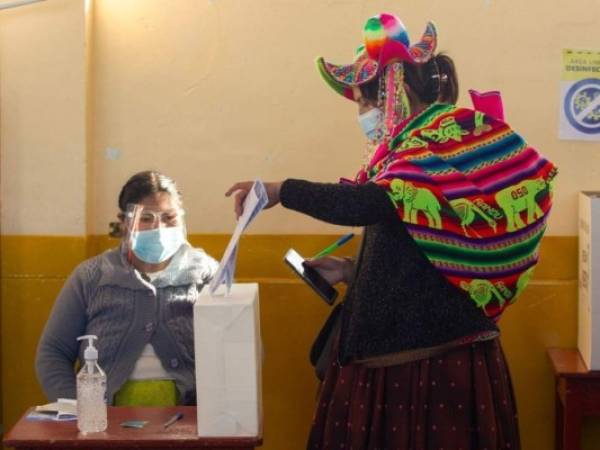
[280,179,499,365]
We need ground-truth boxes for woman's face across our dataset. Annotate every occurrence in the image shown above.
[352,86,377,115]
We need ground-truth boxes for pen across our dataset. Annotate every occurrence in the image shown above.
[163,412,184,429]
[313,233,355,259]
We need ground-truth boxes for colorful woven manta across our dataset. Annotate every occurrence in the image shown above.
[356,103,557,319]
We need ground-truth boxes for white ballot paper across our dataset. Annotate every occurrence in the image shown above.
[209,180,268,294]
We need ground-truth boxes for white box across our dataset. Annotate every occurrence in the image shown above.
[194,283,262,437]
[578,192,600,370]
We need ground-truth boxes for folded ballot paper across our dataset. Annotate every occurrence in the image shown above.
[27,399,77,421]
[209,180,268,295]
[194,181,266,437]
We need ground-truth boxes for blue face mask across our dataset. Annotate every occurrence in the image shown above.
[358,107,383,141]
[132,226,185,264]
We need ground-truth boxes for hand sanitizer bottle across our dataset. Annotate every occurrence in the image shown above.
[76,335,107,433]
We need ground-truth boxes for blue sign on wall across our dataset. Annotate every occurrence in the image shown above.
[564,78,600,135]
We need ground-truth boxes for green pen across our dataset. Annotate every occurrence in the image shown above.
[313,233,355,259]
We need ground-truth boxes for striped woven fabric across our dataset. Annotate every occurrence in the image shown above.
[357,103,557,319]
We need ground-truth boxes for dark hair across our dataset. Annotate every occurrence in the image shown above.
[360,53,459,106]
[118,170,182,212]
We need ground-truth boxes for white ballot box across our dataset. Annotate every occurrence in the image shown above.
[194,283,262,437]
[579,192,600,370]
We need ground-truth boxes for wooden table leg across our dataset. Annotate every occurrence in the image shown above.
[563,382,583,450]
[555,390,564,450]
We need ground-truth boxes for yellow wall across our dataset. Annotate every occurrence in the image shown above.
[1,2,599,233]
[1,0,600,448]
[1,234,592,450]
[0,0,87,235]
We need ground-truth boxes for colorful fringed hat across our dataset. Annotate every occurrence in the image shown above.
[317,13,437,101]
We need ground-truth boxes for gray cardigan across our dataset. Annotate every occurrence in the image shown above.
[35,243,218,405]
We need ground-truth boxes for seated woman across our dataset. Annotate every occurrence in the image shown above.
[35,170,218,406]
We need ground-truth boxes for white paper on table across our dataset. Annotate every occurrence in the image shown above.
[209,180,268,294]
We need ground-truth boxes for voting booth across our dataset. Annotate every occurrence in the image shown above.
[579,191,600,370]
[193,181,266,437]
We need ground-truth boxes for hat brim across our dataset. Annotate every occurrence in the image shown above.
[316,55,377,101]
[317,21,437,102]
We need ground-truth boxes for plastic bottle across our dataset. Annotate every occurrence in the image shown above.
[76,335,107,433]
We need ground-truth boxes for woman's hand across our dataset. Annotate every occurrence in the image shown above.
[304,256,354,286]
[225,181,283,219]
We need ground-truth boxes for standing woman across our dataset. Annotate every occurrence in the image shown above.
[227,13,556,450]
[36,171,217,406]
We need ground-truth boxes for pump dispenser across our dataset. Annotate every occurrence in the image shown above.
[76,335,107,433]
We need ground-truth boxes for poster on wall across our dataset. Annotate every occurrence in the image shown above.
[559,49,600,141]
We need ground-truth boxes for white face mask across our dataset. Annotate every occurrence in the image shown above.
[358,107,383,141]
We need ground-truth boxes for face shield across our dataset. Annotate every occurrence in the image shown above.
[122,203,187,265]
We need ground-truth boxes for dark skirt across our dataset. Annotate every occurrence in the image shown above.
[307,338,520,450]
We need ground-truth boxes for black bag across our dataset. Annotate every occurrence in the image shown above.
[309,304,343,381]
